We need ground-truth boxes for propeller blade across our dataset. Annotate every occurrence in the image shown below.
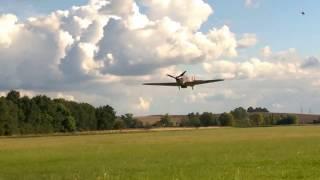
[178,71,187,77]
[167,74,176,79]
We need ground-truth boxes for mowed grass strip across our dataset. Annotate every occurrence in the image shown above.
[0,126,320,180]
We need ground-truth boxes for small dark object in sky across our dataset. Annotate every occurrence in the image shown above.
[301,11,305,15]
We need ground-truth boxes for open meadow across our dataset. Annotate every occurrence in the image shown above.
[1,126,320,180]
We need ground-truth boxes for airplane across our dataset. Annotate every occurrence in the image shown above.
[143,71,224,90]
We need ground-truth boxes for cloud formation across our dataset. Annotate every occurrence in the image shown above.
[238,33,258,48]
[0,0,239,89]
[245,0,259,8]
[1,0,320,114]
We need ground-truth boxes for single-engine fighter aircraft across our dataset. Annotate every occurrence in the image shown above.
[143,71,224,89]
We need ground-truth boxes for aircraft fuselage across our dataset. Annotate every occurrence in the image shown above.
[176,75,194,88]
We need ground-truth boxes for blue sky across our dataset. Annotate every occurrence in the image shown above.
[1,0,320,114]
[204,0,320,56]
[0,0,87,17]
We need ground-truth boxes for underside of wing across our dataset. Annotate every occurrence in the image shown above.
[187,79,224,86]
[143,82,179,86]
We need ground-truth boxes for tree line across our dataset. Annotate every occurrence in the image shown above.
[0,90,120,135]
[0,90,299,136]
[157,107,299,128]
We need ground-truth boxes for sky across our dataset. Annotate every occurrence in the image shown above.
[0,0,320,115]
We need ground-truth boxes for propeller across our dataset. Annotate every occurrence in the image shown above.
[167,71,187,79]
[167,74,176,79]
[178,71,187,77]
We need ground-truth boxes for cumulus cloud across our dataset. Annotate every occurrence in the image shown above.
[137,97,151,111]
[2,0,320,114]
[184,92,208,103]
[140,0,213,30]
[261,46,272,57]
[0,0,239,90]
[301,56,320,69]
[57,92,76,101]
[204,58,300,80]
[238,33,257,48]
[245,0,259,8]
[203,48,312,80]
[0,14,19,47]
[0,92,6,97]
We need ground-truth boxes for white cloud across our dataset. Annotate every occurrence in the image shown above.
[203,48,315,80]
[0,14,19,48]
[272,103,284,109]
[2,0,320,114]
[57,92,76,101]
[245,0,259,8]
[261,46,272,57]
[137,97,151,111]
[184,92,208,103]
[141,0,213,30]
[203,58,300,80]
[238,33,258,48]
[0,0,239,91]
[0,92,6,97]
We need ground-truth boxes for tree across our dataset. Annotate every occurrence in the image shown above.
[0,90,119,136]
[277,114,299,125]
[199,112,216,126]
[219,113,234,126]
[160,114,173,127]
[113,120,125,130]
[247,107,269,113]
[121,113,140,128]
[247,107,254,113]
[96,105,116,130]
[249,113,264,126]
[52,103,75,132]
[231,107,250,127]
[0,98,20,135]
[231,107,248,120]
[187,113,201,127]
[62,116,76,132]
[6,90,20,104]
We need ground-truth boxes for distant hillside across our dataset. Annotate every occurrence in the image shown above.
[136,113,320,125]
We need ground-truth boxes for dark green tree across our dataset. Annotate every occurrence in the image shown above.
[277,114,299,125]
[160,114,173,127]
[200,112,216,126]
[231,107,250,127]
[249,113,264,126]
[96,105,116,130]
[6,90,20,104]
[231,107,248,120]
[0,98,20,135]
[187,113,201,127]
[62,116,76,132]
[113,120,125,130]
[121,113,140,128]
[219,113,234,126]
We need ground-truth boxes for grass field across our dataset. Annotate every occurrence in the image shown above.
[1,126,320,180]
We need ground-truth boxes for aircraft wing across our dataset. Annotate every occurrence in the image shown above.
[143,82,179,86]
[187,79,224,86]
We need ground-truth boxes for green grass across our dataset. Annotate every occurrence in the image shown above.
[1,126,320,180]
